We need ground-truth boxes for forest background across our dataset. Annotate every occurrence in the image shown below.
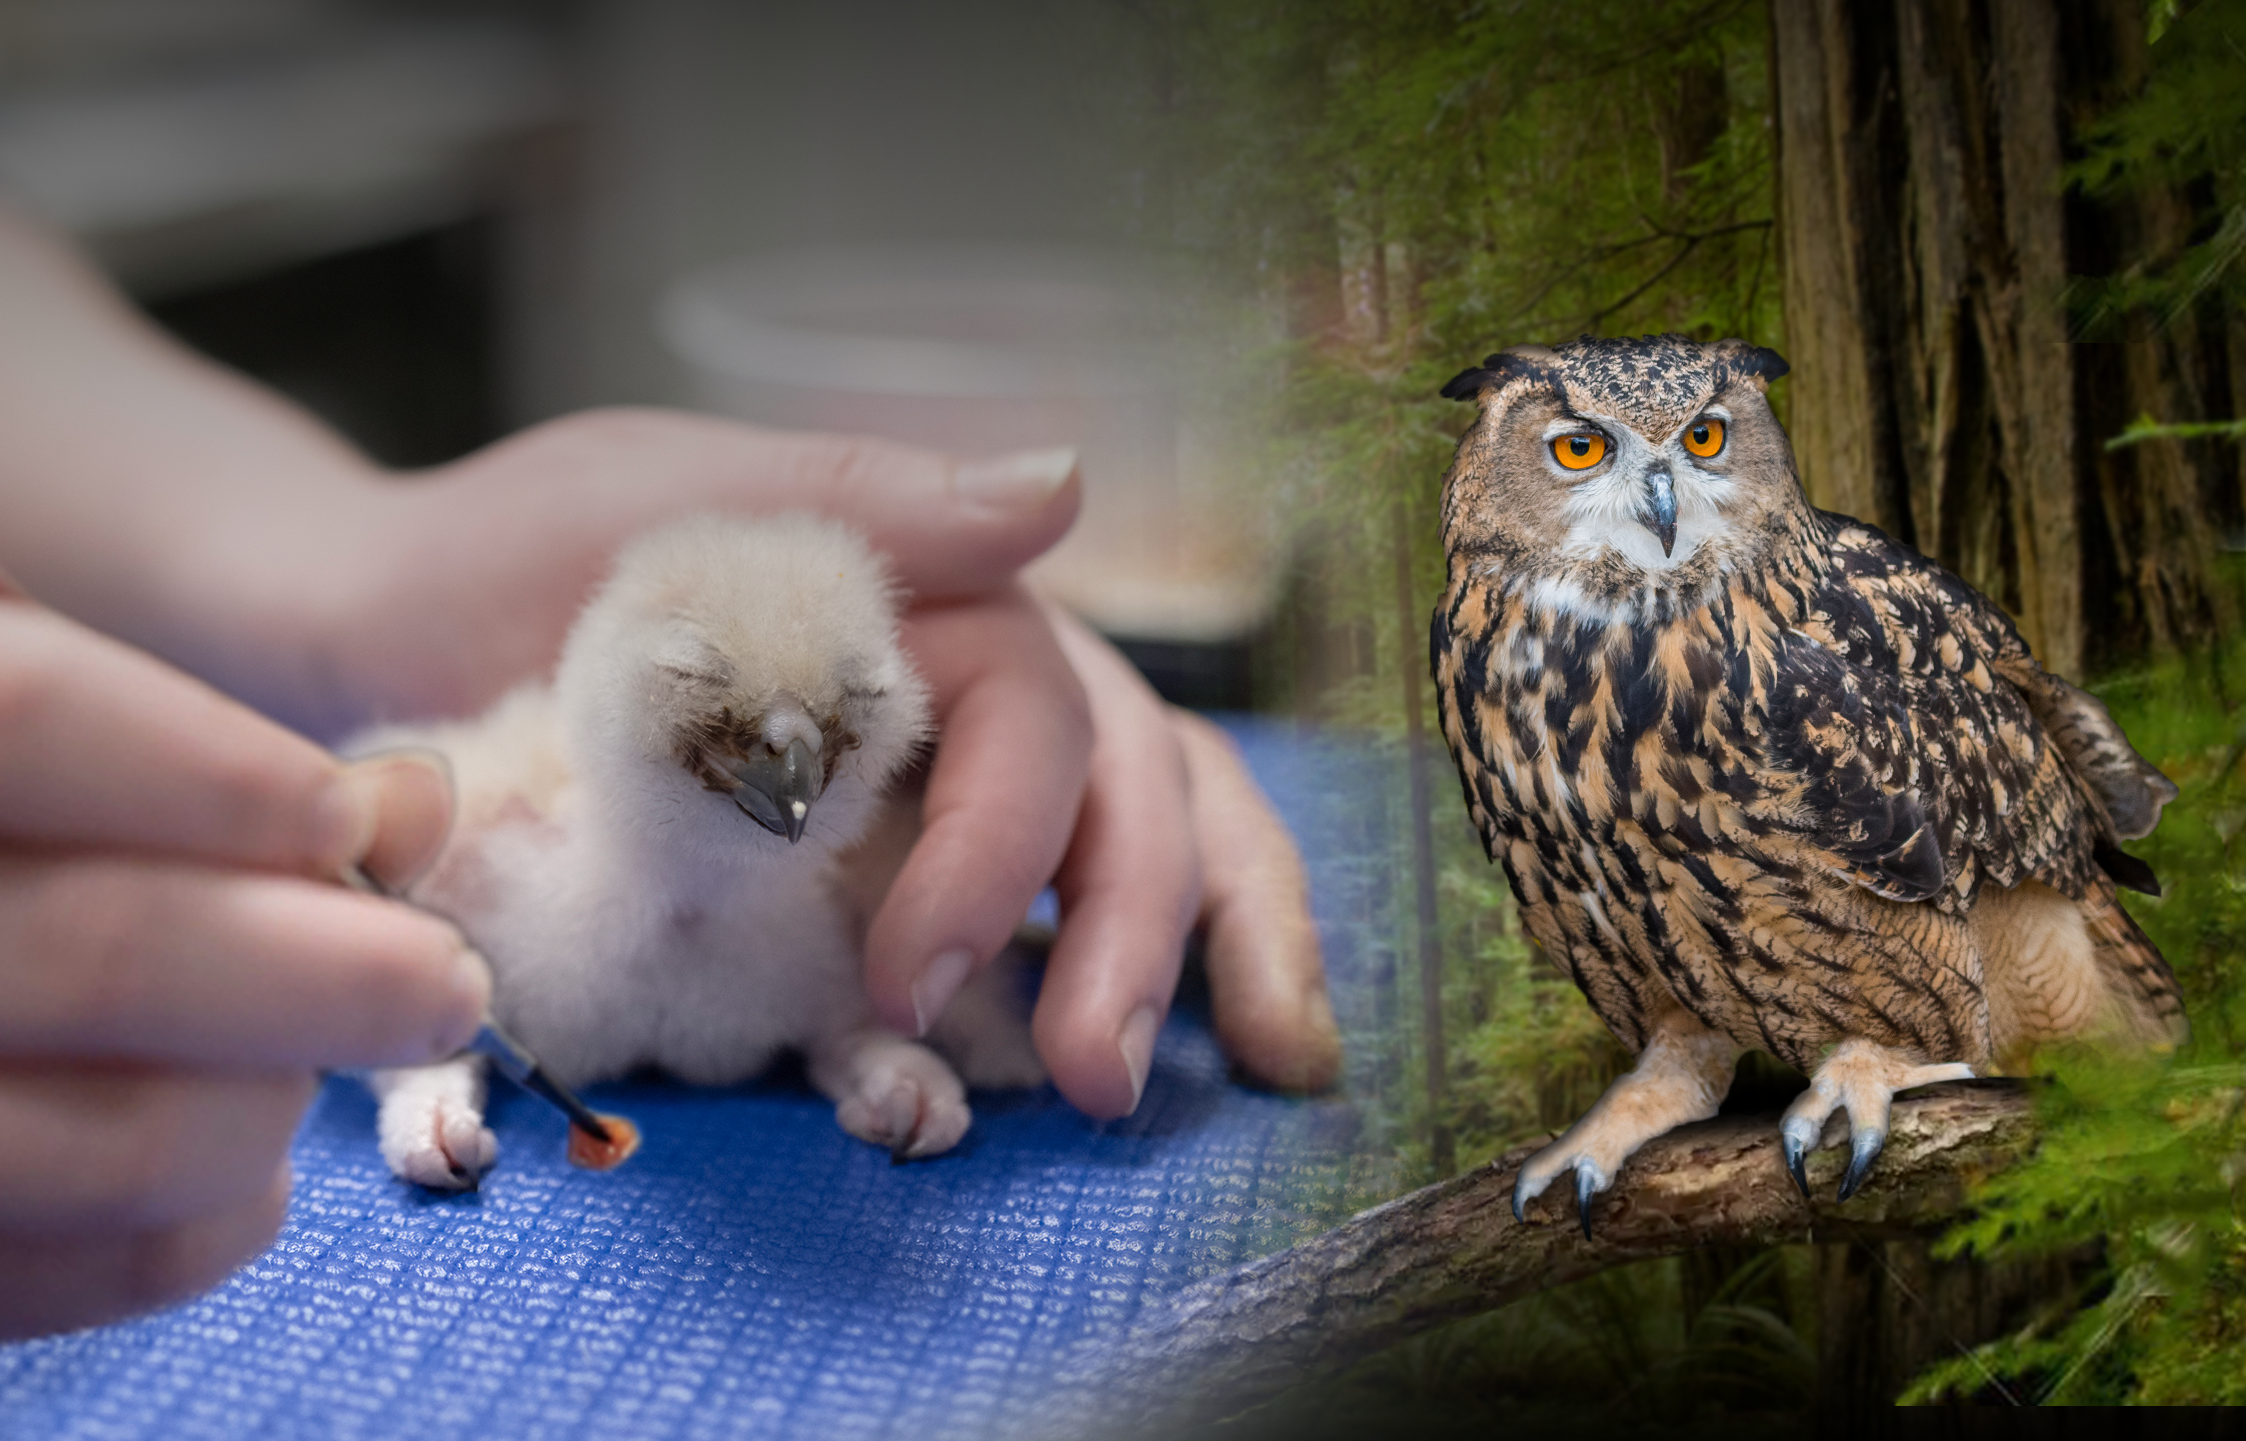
[1095,0,2246,1425]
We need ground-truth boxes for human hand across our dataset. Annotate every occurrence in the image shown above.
[0,204,1337,1286]
[331,411,1338,1118]
[865,598,1342,1115]
[0,594,487,1340]
[304,410,1084,730]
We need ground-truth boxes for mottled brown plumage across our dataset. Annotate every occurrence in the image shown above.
[1432,335,2185,1221]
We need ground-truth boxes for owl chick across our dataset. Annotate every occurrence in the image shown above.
[356,514,1043,1189]
[1433,335,2185,1230]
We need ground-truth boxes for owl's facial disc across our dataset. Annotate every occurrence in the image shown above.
[1542,409,1738,571]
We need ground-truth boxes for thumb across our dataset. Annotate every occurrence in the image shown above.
[0,603,452,885]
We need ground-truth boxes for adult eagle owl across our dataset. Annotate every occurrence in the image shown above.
[1432,334,2186,1232]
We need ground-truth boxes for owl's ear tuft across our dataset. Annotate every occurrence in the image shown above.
[1717,341,1790,391]
[1440,345,1561,403]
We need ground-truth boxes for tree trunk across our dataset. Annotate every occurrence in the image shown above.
[1764,0,2239,1415]
[1772,0,2078,673]
[1771,0,1901,539]
[1809,1236,2087,1425]
[1770,0,2239,678]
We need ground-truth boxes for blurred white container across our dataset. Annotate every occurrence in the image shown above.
[659,244,1276,642]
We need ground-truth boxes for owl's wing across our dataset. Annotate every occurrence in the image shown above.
[1756,518,2150,907]
[1998,661,2178,843]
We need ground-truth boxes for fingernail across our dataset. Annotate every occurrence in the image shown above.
[337,749,456,891]
[1118,1005,1162,1114]
[951,447,1078,515]
[1274,994,1345,1094]
[911,948,974,1036]
[317,767,387,881]
[439,945,493,1056]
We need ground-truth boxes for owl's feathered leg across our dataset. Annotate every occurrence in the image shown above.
[1779,1038,1975,1200]
[1512,1008,1737,1237]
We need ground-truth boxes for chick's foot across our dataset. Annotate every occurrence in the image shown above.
[812,1030,972,1160]
[370,1056,498,1190]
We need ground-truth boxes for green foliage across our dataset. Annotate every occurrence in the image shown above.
[2107,414,2246,449]
[2066,0,2246,334]
[1145,0,1783,346]
[1900,638,2246,1405]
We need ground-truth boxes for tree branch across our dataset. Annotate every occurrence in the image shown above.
[1050,1083,2033,1430]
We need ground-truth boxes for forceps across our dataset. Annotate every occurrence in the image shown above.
[342,863,616,1146]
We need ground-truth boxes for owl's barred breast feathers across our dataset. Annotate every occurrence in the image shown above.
[1432,334,2185,1077]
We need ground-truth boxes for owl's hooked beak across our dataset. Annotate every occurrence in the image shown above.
[1641,468,1679,558]
[721,738,824,844]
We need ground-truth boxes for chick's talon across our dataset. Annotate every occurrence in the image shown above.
[823,1035,973,1161]
[373,1059,497,1191]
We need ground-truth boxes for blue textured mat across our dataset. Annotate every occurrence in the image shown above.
[1,721,1406,1440]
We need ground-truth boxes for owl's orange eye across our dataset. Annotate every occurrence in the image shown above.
[1684,417,1726,458]
[1551,433,1607,470]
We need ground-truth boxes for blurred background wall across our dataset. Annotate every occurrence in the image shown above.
[0,0,1264,698]
[0,0,1145,422]
[549,1,1137,416]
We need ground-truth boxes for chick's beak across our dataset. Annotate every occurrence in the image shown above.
[724,737,824,844]
[1642,468,1678,558]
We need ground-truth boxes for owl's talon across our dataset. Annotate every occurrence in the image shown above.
[1509,1156,1606,1233]
[1506,1013,1734,1229]
[1781,1040,1975,1206]
[1838,1126,1885,1201]
[1781,1126,1812,1199]
[1510,1155,1561,1224]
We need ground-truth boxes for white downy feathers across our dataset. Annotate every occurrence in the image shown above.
[356,513,1043,1188]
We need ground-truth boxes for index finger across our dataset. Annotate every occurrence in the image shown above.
[0,601,445,884]
[862,588,1091,1037]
